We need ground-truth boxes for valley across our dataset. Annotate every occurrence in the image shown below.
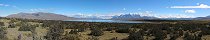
[0,17,210,40]
[1,0,210,40]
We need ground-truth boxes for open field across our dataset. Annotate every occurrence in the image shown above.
[0,17,210,40]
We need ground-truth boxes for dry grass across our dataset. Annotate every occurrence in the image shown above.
[99,31,128,40]
[2,19,210,40]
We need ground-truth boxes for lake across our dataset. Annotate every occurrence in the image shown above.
[67,19,148,23]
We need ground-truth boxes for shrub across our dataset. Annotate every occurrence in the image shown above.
[116,28,131,33]
[62,34,80,40]
[183,33,201,40]
[89,28,104,36]
[69,29,79,34]
[0,27,7,40]
[128,30,144,40]
[115,26,133,33]
[90,36,99,40]
[105,27,116,31]
[18,24,36,31]
[8,23,16,28]
[77,28,85,32]
[110,37,118,40]
[0,22,4,26]
[45,24,64,40]
[16,22,26,26]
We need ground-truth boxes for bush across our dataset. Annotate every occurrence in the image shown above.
[8,23,16,28]
[62,34,80,40]
[0,27,7,40]
[128,30,144,40]
[69,29,79,34]
[45,24,64,40]
[89,28,104,36]
[0,22,4,26]
[18,24,36,31]
[110,37,118,40]
[183,33,201,40]
[116,28,131,33]
[105,27,116,31]
[77,28,85,32]
[90,36,99,40]
[16,22,26,26]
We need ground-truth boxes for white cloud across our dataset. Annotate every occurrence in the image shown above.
[197,3,200,5]
[145,11,153,13]
[71,12,195,19]
[0,4,10,7]
[128,11,194,18]
[123,8,126,10]
[19,8,55,12]
[137,8,141,10]
[184,10,196,13]
[0,3,19,10]
[72,13,119,19]
[170,4,210,8]
[158,14,193,18]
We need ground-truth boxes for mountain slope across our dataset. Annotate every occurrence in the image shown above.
[6,12,77,20]
[111,14,157,20]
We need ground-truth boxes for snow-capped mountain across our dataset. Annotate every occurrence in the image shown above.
[111,14,157,20]
[110,14,197,20]
[7,12,210,20]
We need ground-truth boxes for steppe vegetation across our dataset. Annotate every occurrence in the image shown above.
[0,17,210,40]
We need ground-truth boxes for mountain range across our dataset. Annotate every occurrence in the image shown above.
[111,14,157,20]
[111,14,210,20]
[6,12,77,20]
[5,12,210,20]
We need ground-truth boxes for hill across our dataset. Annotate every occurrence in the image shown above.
[6,12,77,20]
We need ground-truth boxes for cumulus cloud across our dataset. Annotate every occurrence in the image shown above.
[170,4,210,8]
[184,10,196,13]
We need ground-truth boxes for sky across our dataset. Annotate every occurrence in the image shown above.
[0,0,210,18]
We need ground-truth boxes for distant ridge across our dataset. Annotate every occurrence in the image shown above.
[194,16,210,20]
[111,14,157,20]
[111,14,210,20]
[6,12,77,20]
[5,12,210,21]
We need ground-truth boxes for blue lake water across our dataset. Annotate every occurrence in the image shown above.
[67,20,148,23]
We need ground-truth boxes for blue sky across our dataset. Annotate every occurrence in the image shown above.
[0,0,210,18]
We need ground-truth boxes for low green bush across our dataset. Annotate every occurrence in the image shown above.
[89,28,104,36]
